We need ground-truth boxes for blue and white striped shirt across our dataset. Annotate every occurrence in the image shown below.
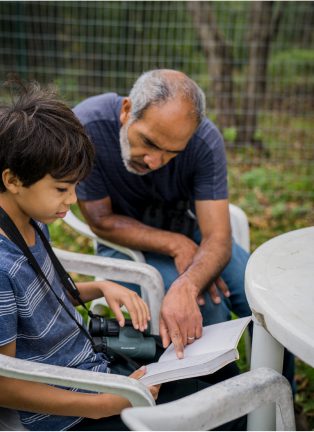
[0,224,109,430]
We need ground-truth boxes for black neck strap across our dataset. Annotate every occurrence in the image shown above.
[0,206,97,350]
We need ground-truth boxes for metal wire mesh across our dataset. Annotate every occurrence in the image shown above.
[0,1,313,210]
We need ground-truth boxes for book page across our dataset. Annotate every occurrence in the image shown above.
[146,350,225,376]
[158,316,251,362]
[141,350,237,386]
[140,316,251,385]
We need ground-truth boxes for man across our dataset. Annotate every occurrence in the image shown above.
[75,69,251,358]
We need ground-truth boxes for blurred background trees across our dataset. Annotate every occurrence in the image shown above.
[2,1,312,227]
[1,2,313,159]
[188,1,284,148]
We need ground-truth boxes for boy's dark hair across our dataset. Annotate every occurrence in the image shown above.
[0,78,95,192]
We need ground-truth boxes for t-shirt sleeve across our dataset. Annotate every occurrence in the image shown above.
[192,122,228,200]
[76,122,109,201]
[76,157,109,201]
[0,271,17,346]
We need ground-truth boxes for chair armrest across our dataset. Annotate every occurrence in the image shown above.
[0,354,155,408]
[53,248,164,335]
[63,211,145,263]
[121,367,295,430]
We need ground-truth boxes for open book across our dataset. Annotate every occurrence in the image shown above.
[140,316,251,386]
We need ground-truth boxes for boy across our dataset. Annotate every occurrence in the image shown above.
[0,80,244,431]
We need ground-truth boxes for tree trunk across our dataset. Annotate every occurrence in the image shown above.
[236,1,282,147]
[187,1,236,130]
[187,1,283,149]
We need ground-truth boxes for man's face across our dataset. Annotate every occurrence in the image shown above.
[119,97,198,175]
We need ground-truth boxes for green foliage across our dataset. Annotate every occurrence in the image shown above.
[223,126,237,143]
[50,217,93,254]
[53,77,80,104]
[76,303,91,325]
[295,358,314,425]
[268,49,314,90]
[76,303,127,326]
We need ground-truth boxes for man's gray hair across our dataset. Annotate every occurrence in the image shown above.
[128,69,206,124]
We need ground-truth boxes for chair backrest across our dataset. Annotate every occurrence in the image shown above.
[55,247,164,334]
[64,210,145,262]
[229,203,250,252]
[121,367,295,431]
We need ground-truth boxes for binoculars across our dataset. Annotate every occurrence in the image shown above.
[89,316,156,360]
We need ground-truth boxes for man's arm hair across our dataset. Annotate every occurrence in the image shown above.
[78,197,194,258]
[181,199,231,293]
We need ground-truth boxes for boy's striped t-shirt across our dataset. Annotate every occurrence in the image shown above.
[0,223,109,431]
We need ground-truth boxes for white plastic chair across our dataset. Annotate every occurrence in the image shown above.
[121,367,295,431]
[0,248,161,431]
[63,210,145,262]
[229,203,250,253]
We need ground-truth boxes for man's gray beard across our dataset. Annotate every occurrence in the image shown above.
[119,121,146,176]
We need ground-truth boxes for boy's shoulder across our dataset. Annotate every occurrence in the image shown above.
[0,236,27,280]
[0,222,48,276]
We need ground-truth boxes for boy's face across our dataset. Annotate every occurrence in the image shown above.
[15,174,77,224]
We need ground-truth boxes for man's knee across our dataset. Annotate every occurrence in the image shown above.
[144,252,179,292]
[224,241,250,279]
[200,292,231,325]
[220,241,251,317]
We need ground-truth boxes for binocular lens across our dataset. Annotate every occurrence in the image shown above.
[89,317,132,337]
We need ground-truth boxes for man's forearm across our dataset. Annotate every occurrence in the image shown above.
[88,213,186,257]
[181,234,232,294]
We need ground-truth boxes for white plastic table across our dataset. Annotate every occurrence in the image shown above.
[245,226,314,430]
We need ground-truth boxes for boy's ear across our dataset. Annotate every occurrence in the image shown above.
[120,98,132,125]
[2,169,23,193]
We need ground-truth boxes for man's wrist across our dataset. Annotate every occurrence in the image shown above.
[172,272,201,298]
[160,231,183,257]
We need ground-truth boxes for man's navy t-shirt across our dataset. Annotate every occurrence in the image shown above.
[74,93,228,220]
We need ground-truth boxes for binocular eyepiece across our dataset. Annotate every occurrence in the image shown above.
[89,316,130,337]
[89,315,156,360]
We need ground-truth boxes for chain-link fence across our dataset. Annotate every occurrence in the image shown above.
[1,1,313,222]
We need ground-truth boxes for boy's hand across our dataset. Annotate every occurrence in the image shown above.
[130,367,161,400]
[98,282,151,332]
